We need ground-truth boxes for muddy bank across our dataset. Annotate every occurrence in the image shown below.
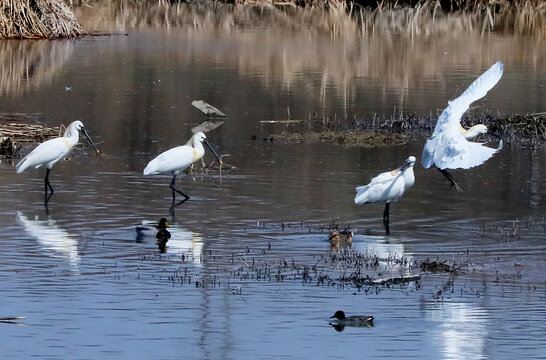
[270,112,546,147]
[267,130,408,147]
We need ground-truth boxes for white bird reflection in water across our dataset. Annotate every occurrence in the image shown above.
[352,235,408,258]
[423,302,487,360]
[135,222,203,266]
[16,211,80,271]
[350,235,412,275]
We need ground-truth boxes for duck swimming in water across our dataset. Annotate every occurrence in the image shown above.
[329,310,373,331]
[328,229,353,250]
[135,218,171,241]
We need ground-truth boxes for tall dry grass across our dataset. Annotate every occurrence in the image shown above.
[70,0,546,37]
[0,0,83,38]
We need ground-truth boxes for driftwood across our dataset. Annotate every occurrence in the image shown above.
[0,113,59,158]
[191,100,227,118]
[372,275,421,285]
[0,121,59,142]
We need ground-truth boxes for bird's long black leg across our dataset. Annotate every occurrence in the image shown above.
[383,202,390,236]
[44,168,54,204]
[169,175,190,203]
[438,168,463,192]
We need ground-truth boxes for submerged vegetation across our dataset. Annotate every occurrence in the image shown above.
[135,216,545,296]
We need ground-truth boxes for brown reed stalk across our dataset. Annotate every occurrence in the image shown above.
[0,0,83,38]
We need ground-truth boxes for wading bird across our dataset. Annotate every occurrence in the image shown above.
[143,132,222,203]
[329,311,374,331]
[16,120,100,203]
[354,156,416,235]
[422,61,504,192]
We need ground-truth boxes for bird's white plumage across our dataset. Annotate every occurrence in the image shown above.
[422,61,504,170]
[423,128,503,170]
[16,120,85,173]
[143,132,206,176]
[354,156,416,205]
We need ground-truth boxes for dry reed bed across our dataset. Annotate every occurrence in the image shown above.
[0,0,82,38]
[0,114,59,142]
[71,0,546,36]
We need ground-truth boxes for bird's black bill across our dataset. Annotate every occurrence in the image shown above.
[82,128,100,154]
[487,130,510,145]
[203,139,223,164]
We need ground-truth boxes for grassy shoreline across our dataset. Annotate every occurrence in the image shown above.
[269,112,546,147]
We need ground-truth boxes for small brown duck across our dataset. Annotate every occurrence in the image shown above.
[329,310,373,331]
[328,229,353,249]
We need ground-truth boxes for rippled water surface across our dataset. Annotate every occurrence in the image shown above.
[0,3,545,359]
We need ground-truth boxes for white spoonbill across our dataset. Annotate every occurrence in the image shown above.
[16,120,100,203]
[422,61,504,192]
[354,156,416,235]
[143,131,222,203]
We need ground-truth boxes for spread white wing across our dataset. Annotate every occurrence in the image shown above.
[432,61,504,137]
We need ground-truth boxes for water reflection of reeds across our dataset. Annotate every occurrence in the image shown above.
[65,0,546,120]
[0,40,74,95]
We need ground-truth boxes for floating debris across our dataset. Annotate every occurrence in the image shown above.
[420,260,455,273]
[191,100,227,118]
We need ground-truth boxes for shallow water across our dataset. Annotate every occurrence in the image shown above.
[1,3,546,359]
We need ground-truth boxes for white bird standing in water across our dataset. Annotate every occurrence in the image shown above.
[16,120,100,203]
[143,131,222,203]
[354,156,416,235]
[422,61,505,192]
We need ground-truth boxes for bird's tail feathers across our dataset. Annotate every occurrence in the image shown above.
[15,156,29,174]
[354,185,370,205]
[143,163,154,176]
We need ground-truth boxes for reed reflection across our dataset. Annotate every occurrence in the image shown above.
[0,40,74,96]
[16,211,80,271]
